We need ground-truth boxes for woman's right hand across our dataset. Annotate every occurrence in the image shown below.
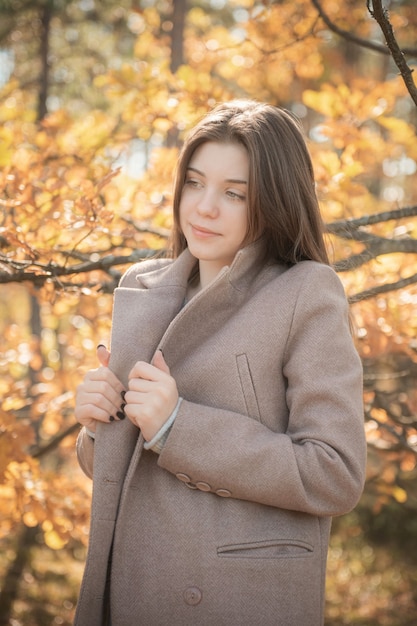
[74,345,126,433]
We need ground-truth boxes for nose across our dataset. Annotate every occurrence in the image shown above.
[196,189,219,217]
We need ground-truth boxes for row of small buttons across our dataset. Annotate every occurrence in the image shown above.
[176,473,232,498]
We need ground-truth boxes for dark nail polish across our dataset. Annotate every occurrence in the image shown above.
[120,403,126,411]
[109,415,115,422]
[97,344,106,349]
[121,390,126,401]
[116,411,125,420]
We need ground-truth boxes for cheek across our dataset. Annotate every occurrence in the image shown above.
[235,211,249,240]
[178,203,193,241]
[178,199,187,227]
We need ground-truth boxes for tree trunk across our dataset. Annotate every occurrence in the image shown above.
[167,0,187,147]
[0,525,38,625]
[170,0,186,73]
[37,0,53,121]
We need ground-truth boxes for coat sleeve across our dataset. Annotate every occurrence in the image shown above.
[158,264,367,517]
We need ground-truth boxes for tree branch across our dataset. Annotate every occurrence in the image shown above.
[368,0,417,107]
[311,0,417,57]
[333,236,417,272]
[348,271,417,303]
[328,206,417,272]
[327,205,417,234]
[0,248,161,285]
[122,216,170,239]
[30,422,80,459]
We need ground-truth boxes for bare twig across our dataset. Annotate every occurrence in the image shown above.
[327,206,417,274]
[0,249,162,285]
[367,0,417,106]
[334,236,417,272]
[348,271,417,303]
[311,0,417,57]
[327,206,417,234]
[122,216,170,239]
[31,423,80,459]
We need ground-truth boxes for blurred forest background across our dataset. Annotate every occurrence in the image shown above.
[0,0,416,624]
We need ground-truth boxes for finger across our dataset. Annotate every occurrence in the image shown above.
[129,360,165,382]
[76,386,122,422]
[77,370,126,419]
[127,378,155,394]
[97,344,111,367]
[75,402,117,425]
[87,366,125,394]
[151,349,170,374]
[78,386,120,416]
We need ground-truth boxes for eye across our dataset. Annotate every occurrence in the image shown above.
[184,178,202,189]
[226,190,246,201]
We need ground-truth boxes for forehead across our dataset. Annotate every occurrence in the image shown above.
[188,141,249,178]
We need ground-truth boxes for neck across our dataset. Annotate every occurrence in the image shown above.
[185,260,228,301]
[186,267,201,301]
[198,260,228,289]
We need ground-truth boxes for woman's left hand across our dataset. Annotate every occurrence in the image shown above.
[125,350,179,441]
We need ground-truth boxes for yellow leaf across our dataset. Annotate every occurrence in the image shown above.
[378,116,416,145]
[143,6,161,29]
[44,528,67,550]
[35,131,49,149]
[23,511,39,527]
[392,486,407,503]
[303,88,343,117]
[0,127,14,166]
[153,117,172,133]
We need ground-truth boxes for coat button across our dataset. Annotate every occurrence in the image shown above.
[176,473,192,483]
[195,481,211,492]
[183,586,202,606]
[215,488,232,497]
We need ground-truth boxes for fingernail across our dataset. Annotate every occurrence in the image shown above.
[97,344,106,349]
[116,411,125,420]
[120,403,126,411]
[121,390,126,401]
[109,415,115,422]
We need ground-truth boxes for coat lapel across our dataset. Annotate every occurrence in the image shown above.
[158,238,273,370]
[92,249,197,520]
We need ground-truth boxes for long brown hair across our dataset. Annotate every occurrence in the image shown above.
[170,100,329,265]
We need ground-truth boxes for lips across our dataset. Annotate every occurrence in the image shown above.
[191,224,219,237]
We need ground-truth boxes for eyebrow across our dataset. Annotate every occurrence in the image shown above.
[186,166,247,185]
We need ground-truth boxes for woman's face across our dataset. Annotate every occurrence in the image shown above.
[179,141,249,279]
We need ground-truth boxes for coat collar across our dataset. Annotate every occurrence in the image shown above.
[151,238,282,369]
[135,237,269,295]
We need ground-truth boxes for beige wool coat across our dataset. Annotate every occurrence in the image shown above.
[75,239,366,626]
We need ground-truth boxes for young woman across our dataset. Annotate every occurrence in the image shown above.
[74,100,366,626]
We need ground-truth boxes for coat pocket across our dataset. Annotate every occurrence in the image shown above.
[236,353,262,423]
[217,539,314,560]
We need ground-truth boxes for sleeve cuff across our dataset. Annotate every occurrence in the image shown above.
[143,397,183,454]
[85,427,96,440]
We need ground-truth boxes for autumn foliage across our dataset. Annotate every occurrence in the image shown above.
[0,0,417,623]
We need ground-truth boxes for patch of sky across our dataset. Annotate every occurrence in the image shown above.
[383,156,416,177]
[210,0,226,9]
[78,0,95,11]
[112,138,148,179]
[0,49,14,87]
